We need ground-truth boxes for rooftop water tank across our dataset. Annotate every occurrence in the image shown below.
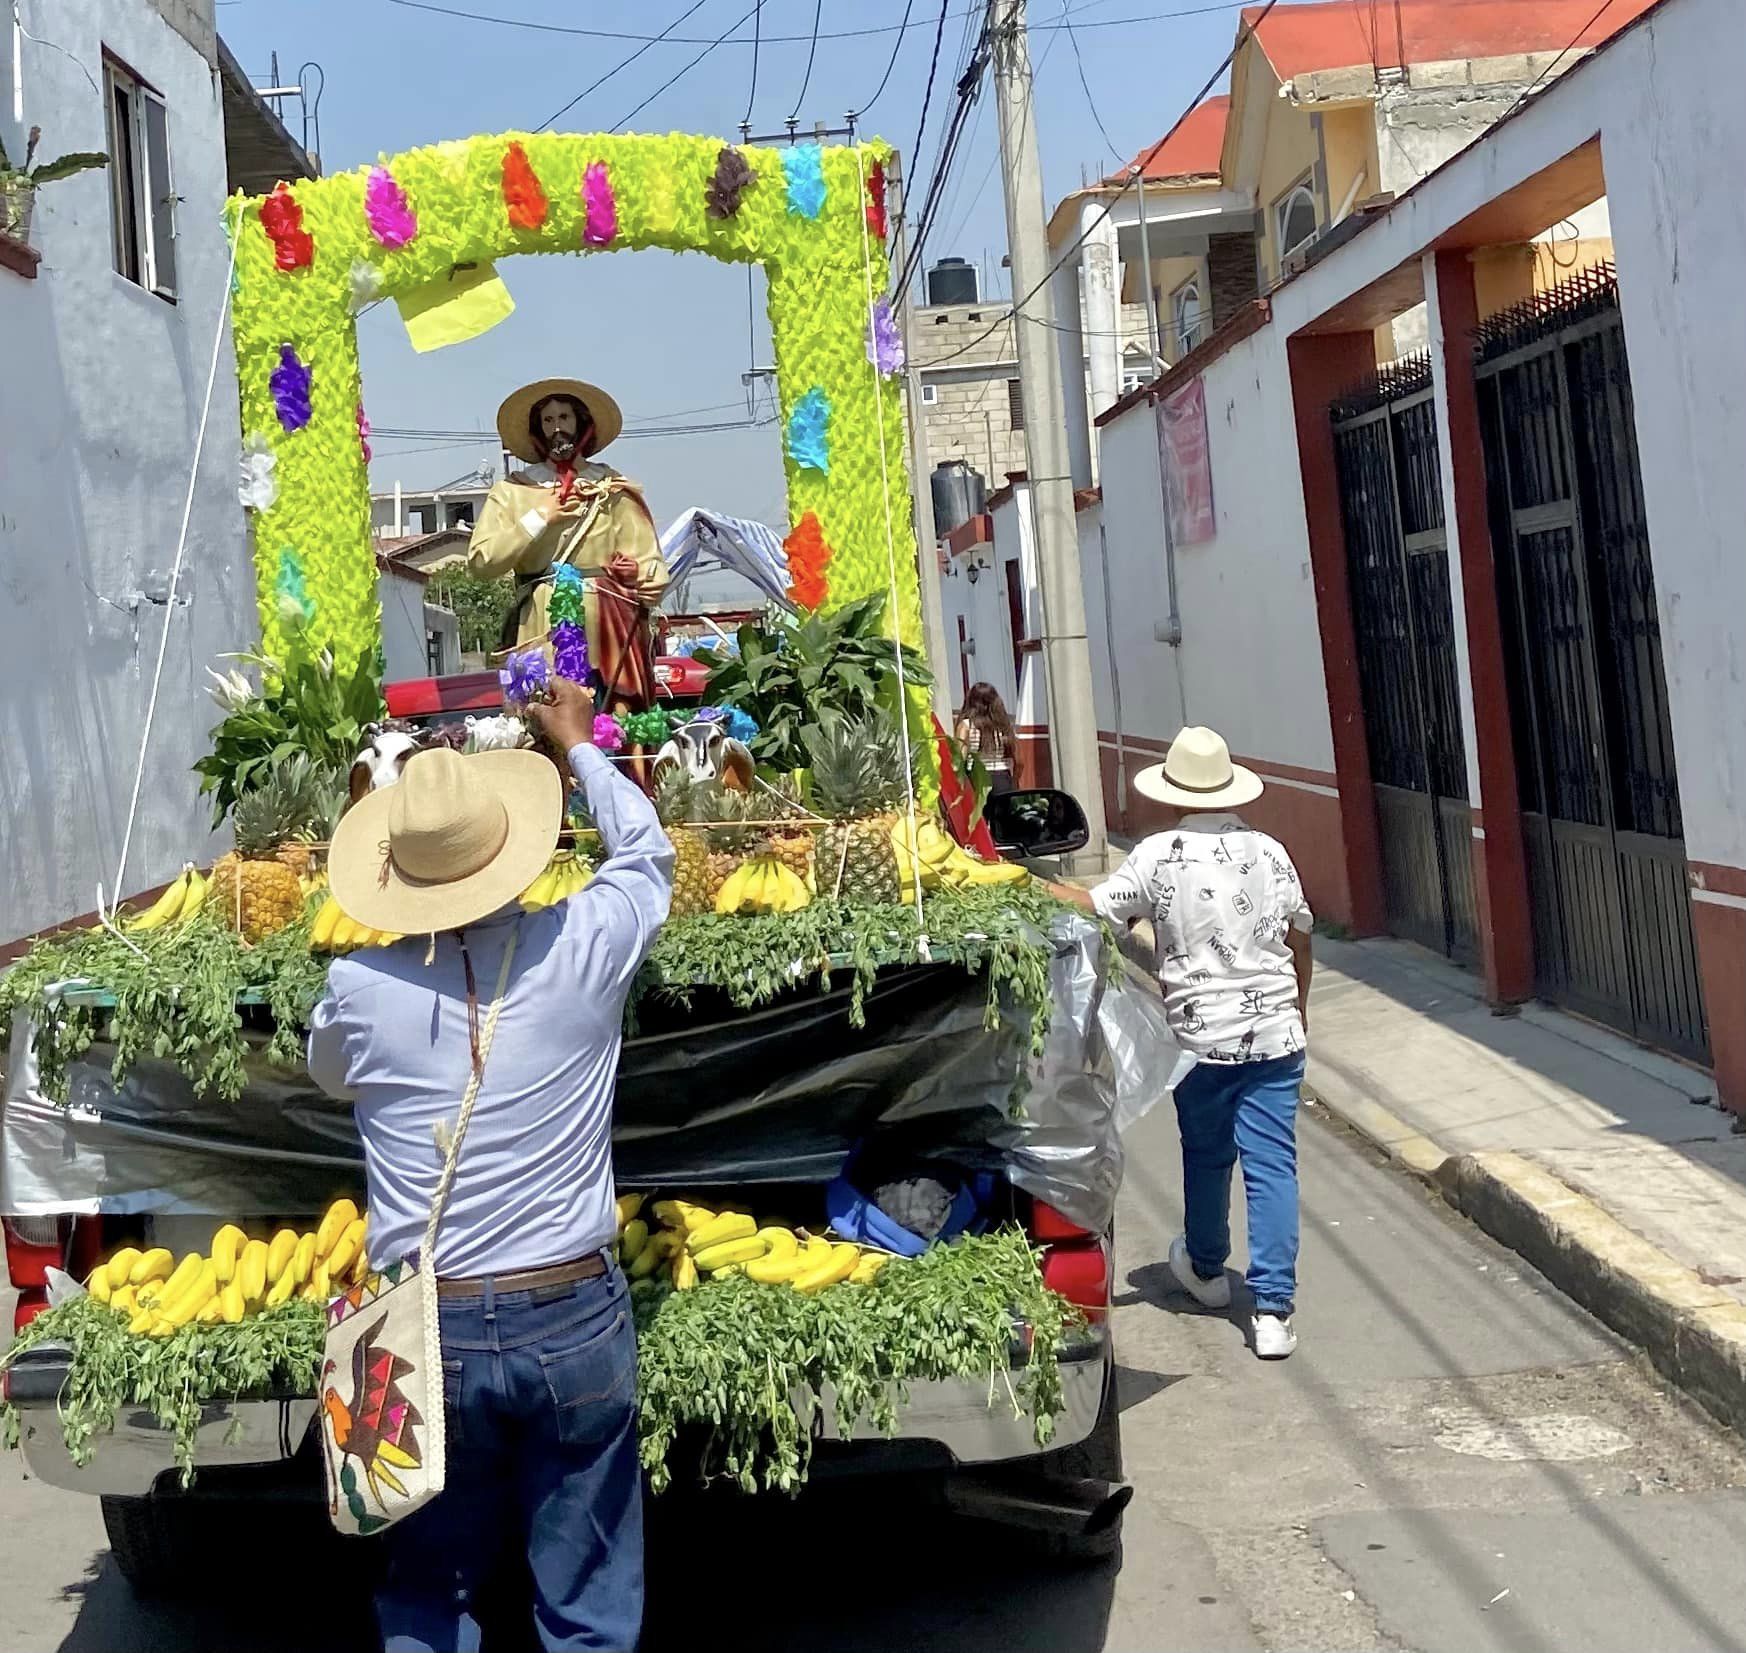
[931,459,987,539]
[926,256,980,307]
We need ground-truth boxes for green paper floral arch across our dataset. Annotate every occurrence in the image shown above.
[229,131,920,675]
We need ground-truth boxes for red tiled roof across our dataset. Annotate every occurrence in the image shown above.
[1106,96,1228,184]
[1240,0,1660,80]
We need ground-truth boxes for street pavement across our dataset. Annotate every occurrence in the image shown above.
[6,1101,1746,1650]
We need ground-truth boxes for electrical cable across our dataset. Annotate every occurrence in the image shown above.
[608,0,765,131]
[1494,0,1617,125]
[1063,10,1124,162]
[787,0,824,123]
[535,0,716,131]
[927,0,1280,369]
[854,0,917,118]
[743,0,763,128]
[908,0,955,203]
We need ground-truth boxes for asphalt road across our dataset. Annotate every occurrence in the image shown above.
[7,1098,1746,1651]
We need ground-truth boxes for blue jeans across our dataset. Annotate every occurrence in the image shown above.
[1173,1052,1305,1315]
[377,1264,643,1653]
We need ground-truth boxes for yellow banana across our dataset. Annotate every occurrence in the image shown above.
[291,1231,318,1287]
[162,1262,218,1327]
[792,1242,860,1294]
[105,1247,143,1291]
[238,1239,269,1304]
[128,1309,156,1336]
[755,1227,798,1258]
[672,1249,699,1290]
[110,1284,138,1317]
[713,863,750,915]
[209,1224,247,1285]
[799,1235,832,1260]
[158,1252,204,1308]
[691,1234,768,1272]
[309,898,344,950]
[326,1218,366,1278]
[309,1260,332,1301]
[615,1192,645,1228]
[519,865,563,912]
[744,1251,810,1284]
[619,1219,650,1263]
[630,1230,678,1279]
[220,1280,245,1324]
[126,869,189,933]
[686,1212,757,1254]
[266,1228,299,1284]
[127,1247,174,1287]
[651,1200,715,1233]
[86,1268,113,1305]
[317,1199,361,1256]
[178,869,210,922]
[197,1295,225,1324]
[849,1252,891,1284]
[266,1268,298,1308]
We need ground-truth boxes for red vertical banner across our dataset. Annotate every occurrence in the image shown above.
[1158,376,1216,546]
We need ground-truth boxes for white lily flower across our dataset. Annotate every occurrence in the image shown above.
[205,665,256,712]
[238,436,278,513]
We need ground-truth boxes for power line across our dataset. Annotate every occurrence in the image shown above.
[1063,9,1124,161]
[535,0,717,132]
[855,0,917,118]
[383,0,1247,47]
[1494,0,1617,125]
[742,0,763,129]
[908,0,955,205]
[787,0,824,123]
[609,0,765,131]
[927,0,1281,369]
[893,39,990,300]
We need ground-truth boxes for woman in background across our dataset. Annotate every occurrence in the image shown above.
[955,682,1017,796]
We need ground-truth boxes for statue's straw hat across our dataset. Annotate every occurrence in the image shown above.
[496,377,624,464]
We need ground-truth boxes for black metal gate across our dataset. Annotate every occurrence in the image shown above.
[1332,355,1479,964]
[1475,264,1707,1059]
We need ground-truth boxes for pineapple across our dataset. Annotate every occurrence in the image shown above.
[702,788,758,903]
[804,716,910,905]
[653,769,712,919]
[211,757,335,941]
[762,777,815,887]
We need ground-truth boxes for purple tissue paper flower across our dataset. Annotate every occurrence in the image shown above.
[550,619,590,684]
[270,344,313,433]
[364,165,419,250]
[499,648,550,704]
[868,297,904,375]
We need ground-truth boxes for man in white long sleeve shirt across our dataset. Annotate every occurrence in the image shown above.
[310,677,672,1653]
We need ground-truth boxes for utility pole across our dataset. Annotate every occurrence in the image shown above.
[989,0,1109,870]
[888,154,954,721]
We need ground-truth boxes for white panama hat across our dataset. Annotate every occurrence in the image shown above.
[1133,726,1264,810]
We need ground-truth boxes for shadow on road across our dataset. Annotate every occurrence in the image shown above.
[51,1489,1119,1653]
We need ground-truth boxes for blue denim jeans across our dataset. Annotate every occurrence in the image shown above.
[376,1263,643,1653]
[1173,1052,1305,1315]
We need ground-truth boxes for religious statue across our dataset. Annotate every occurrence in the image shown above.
[467,376,670,711]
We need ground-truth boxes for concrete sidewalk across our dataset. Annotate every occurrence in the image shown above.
[1304,937,1746,1439]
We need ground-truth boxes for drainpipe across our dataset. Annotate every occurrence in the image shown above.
[1096,518,1130,821]
[1333,166,1368,227]
[1154,426,1189,728]
[393,480,403,539]
[1134,169,1162,373]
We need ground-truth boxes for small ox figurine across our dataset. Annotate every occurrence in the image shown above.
[649,718,755,792]
[347,723,424,806]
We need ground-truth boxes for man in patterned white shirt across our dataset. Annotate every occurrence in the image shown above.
[1054,726,1313,1359]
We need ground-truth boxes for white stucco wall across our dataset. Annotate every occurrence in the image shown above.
[377,573,430,684]
[1093,334,1337,776]
[0,0,252,940]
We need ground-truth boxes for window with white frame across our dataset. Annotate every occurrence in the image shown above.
[1274,181,1318,264]
[1172,279,1204,357]
[104,54,177,300]
[920,382,938,405]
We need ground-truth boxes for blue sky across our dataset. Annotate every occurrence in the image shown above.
[218,0,1253,528]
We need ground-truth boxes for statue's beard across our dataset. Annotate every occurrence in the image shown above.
[544,430,579,463]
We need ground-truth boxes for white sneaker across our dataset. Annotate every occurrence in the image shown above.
[1253,1313,1297,1360]
[1168,1235,1232,1309]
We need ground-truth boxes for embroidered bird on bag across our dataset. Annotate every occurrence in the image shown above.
[322,1311,425,1513]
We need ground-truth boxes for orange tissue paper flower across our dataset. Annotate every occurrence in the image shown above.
[502,141,548,231]
[784,512,832,611]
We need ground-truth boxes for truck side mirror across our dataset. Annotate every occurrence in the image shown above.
[982,788,1090,860]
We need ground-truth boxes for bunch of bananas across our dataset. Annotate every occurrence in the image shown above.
[713,855,812,915]
[616,1195,890,1293]
[309,896,403,953]
[124,865,210,932]
[519,851,593,912]
[89,1197,371,1336]
[892,819,1030,899]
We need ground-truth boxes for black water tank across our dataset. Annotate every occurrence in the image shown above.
[926,256,980,307]
[931,460,987,538]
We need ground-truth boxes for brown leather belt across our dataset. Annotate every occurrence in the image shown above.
[436,1252,607,1299]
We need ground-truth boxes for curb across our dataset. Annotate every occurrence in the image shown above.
[1306,1073,1746,1442]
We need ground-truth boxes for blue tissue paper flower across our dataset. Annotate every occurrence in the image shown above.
[787,387,831,474]
[782,143,827,220]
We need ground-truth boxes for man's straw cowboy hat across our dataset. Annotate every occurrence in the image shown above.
[328,748,561,936]
[1133,726,1264,810]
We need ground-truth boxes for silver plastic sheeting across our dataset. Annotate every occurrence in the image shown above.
[0,917,1175,1231]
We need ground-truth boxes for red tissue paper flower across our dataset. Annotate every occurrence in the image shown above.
[260,182,313,271]
[865,160,888,242]
[502,141,549,231]
[784,512,833,611]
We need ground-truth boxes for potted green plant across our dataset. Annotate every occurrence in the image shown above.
[0,126,108,242]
